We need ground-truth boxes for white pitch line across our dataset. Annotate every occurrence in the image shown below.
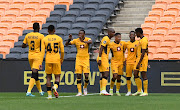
[46,93,100,99]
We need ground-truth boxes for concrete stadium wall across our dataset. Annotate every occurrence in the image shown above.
[0,60,180,93]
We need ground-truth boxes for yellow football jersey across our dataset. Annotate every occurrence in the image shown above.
[110,41,126,64]
[99,36,111,58]
[125,40,139,64]
[70,37,91,57]
[137,36,148,59]
[23,32,44,58]
[41,34,64,63]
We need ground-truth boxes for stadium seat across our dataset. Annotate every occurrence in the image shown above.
[148,41,160,48]
[88,0,103,4]
[43,0,57,5]
[148,11,163,19]
[152,4,167,13]
[160,17,174,25]
[50,10,65,18]
[143,29,153,37]
[39,4,54,12]
[7,29,23,37]
[42,23,57,29]
[3,35,18,43]
[6,53,20,59]
[31,17,46,25]
[14,41,23,47]
[144,17,159,25]
[72,23,87,29]
[148,53,153,60]
[164,11,178,20]
[16,17,31,25]
[175,17,180,23]
[55,29,68,36]
[172,48,180,54]
[141,23,155,32]
[35,10,50,18]
[39,29,49,36]
[20,53,28,59]
[26,23,34,30]
[68,29,80,36]
[46,17,60,24]
[153,54,168,60]
[84,4,99,11]
[80,10,95,17]
[20,10,35,17]
[73,0,88,5]
[148,36,163,43]
[0,54,3,59]
[0,0,12,5]
[171,0,180,5]
[57,0,72,10]
[0,29,7,36]
[99,4,114,13]
[9,4,24,11]
[156,23,170,31]
[155,0,170,5]
[61,17,76,23]
[164,36,178,42]
[87,23,102,31]
[18,35,25,41]
[69,4,84,11]
[5,10,20,18]
[12,0,28,5]
[10,47,22,54]
[168,54,180,60]
[23,47,29,53]
[156,48,171,55]
[22,30,33,35]
[85,29,99,37]
[91,16,106,24]
[167,4,180,13]
[160,42,175,48]
[54,5,66,11]
[0,41,14,48]
[24,4,39,12]
[28,0,42,5]
[11,23,26,31]
[95,10,110,19]
[76,17,90,23]
[0,23,11,31]
[171,23,180,30]
[148,48,156,54]
[65,11,80,17]
[103,0,119,6]
[0,47,10,54]
[168,30,180,35]
[176,42,180,47]
[1,17,16,24]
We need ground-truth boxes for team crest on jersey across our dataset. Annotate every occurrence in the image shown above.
[80,45,85,48]
[117,47,121,51]
[103,41,106,44]
[130,48,134,52]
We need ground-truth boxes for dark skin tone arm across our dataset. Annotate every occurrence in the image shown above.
[97,45,104,66]
[65,34,72,46]
[136,49,146,69]
[22,43,28,48]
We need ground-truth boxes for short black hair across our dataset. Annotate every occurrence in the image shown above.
[135,28,143,34]
[48,25,55,32]
[79,30,85,34]
[33,23,40,30]
[130,31,135,34]
[115,33,121,36]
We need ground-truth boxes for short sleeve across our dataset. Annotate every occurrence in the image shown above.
[87,37,91,41]
[23,35,28,44]
[101,37,109,47]
[70,39,76,45]
[141,38,148,49]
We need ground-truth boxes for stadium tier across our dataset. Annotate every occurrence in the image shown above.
[0,0,120,59]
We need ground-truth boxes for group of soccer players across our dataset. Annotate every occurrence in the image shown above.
[22,22,148,99]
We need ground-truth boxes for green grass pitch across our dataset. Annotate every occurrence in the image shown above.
[0,93,180,110]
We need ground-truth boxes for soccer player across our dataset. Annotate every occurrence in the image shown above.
[133,28,148,96]
[124,31,139,96]
[22,23,44,97]
[41,25,64,99]
[97,28,115,95]
[109,33,126,96]
[65,30,92,96]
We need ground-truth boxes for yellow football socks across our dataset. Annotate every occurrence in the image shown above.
[36,80,42,93]
[110,79,115,89]
[27,78,35,93]
[47,91,52,95]
[143,80,148,93]
[116,82,121,92]
[102,78,107,90]
[84,79,89,89]
[135,78,142,92]
[127,80,131,92]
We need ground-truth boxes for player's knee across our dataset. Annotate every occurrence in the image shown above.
[32,72,39,81]
[134,76,139,78]
[111,78,116,82]
[126,77,131,80]
[117,79,121,83]
[102,76,108,79]
[77,79,81,84]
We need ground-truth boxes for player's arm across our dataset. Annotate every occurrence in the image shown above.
[65,34,73,46]
[123,42,127,66]
[60,39,64,64]
[40,39,45,64]
[97,45,104,66]
[22,35,28,48]
[81,38,92,44]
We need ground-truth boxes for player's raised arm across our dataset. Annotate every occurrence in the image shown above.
[82,38,92,44]
[65,34,73,46]
[22,35,28,48]
[60,39,64,64]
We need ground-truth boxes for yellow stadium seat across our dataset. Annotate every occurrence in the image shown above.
[3,35,18,42]
[5,10,20,18]
[164,11,178,20]
[20,10,34,17]
[31,17,46,26]
[153,30,167,37]
[57,0,71,10]
[171,0,180,5]
[35,10,50,18]
[148,11,163,19]
[0,29,7,36]
[148,35,163,43]
[160,42,175,48]
[141,23,155,32]
[24,4,39,12]
[153,54,168,60]
[39,4,54,11]
[156,48,171,55]
[7,29,22,37]
[9,4,24,11]
[156,23,171,31]
[168,54,180,60]
[155,0,170,5]
[28,0,42,5]
[16,16,31,25]
[160,17,174,25]
[152,4,167,13]
[172,48,180,54]
[12,0,28,5]
[0,23,11,31]
[145,17,159,25]
[11,23,26,31]
[167,4,180,13]
[43,0,57,5]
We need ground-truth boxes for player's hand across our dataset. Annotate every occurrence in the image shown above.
[60,59,63,65]
[69,34,72,39]
[123,60,126,66]
[79,36,84,42]
[136,63,140,69]
[39,65,43,70]
[97,60,101,66]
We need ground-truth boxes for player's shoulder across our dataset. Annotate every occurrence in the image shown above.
[102,36,110,40]
[142,36,148,42]
[85,37,91,40]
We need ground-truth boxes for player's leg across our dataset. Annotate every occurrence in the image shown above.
[99,72,104,94]
[140,71,148,96]
[83,73,89,95]
[132,70,143,96]
[46,74,52,100]
[101,70,111,95]
[109,73,117,95]
[116,75,121,96]
[76,73,82,96]
[125,64,133,96]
